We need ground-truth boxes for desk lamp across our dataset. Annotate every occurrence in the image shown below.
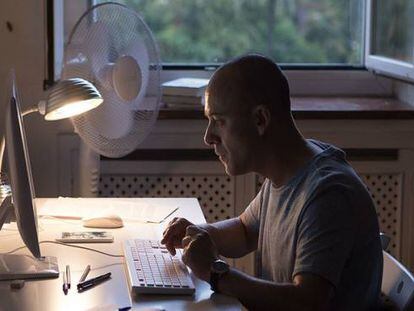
[0,77,103,173]
[0,77,103,225]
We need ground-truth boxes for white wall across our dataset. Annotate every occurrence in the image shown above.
[0,0,73,197]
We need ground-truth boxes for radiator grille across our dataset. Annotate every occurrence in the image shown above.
[99,170,401,257]
[360,173,402,257]
[99,174,234,223]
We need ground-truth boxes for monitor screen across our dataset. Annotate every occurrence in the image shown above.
[5,94,41,258]
[0,73,58,280]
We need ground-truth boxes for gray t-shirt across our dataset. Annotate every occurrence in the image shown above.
[241,140,382,310]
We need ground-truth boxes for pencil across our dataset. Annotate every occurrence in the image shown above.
[146,207,179,224]
[66,265,71,289]
[62,271,68,294]
[79,265,91,283]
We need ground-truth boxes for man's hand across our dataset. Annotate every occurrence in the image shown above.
[181,226,218,282]
[161,217,194,255]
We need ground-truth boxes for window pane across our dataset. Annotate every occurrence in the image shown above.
[371,0,414,63]
[97,0,363,65]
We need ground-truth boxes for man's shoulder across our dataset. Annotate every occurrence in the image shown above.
[308,144,362,191]
[305,161,370,210]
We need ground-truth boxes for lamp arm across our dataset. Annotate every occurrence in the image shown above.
[22,105,41,117]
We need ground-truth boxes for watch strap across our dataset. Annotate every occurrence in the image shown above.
[210,259,230,293]
[210,271,221,293]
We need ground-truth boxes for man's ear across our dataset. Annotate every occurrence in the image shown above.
[253,105,271,136]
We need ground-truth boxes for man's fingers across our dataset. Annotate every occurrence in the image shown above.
[166,236,181,255]
[161,221,182,244]
[161,219,199,257]
[170,217,179,224]
[181,250,188,265]
[165,242,176,256]
[165,217,179,231]
[166,234,187,256]
[162,218,188,243]
[185,225,204,236]
[161,227,173,243]
[182,235,192,249]
[181,239,195,265]
[182,231,209,255]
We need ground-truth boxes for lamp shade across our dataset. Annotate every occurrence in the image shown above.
[43,78,103,121]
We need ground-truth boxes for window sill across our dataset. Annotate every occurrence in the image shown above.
[159,97,414,120]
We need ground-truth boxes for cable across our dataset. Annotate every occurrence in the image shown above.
[6,240,124,258]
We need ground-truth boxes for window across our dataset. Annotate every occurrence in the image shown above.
[98,0,364,67]
[365,0,414,82]
[50,0,397,96]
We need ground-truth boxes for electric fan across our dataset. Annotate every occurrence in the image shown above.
[62,2,161,158]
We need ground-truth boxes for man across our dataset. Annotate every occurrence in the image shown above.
[161,54,382,310]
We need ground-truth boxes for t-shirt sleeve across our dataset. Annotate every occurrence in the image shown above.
[240,180,266,235]
[293,188,355,288]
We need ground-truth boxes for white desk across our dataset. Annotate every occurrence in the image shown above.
[0,198,241,311]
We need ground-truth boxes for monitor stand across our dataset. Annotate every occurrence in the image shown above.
[0,254,59,280]
[0,196,59,280]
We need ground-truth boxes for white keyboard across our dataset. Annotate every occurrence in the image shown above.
[123,239,195,295]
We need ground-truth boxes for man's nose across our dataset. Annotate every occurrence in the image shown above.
[204,124,217,146]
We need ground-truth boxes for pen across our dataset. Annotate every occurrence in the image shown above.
[62,271,68,294]
[146,207,179,224]
[77,272,111,292]
[79,264,91,283]
[66,265,71,289]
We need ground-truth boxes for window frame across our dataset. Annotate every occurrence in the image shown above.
[45,0,393,97]
[364,0,414,83]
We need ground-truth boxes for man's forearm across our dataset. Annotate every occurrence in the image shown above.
[199,217,255,258]
[217,269,328,311]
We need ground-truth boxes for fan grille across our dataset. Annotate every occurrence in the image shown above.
[62,3,161,158]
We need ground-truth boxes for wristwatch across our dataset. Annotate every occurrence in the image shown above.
[210,259,230,293]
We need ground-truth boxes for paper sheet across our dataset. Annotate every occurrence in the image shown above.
[37,198,179,223]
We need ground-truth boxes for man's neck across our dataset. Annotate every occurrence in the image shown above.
[259,135,321,188]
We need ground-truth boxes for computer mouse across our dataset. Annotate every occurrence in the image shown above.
[82,214,124,228]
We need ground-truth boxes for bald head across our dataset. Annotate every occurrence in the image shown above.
[206,54,291,118]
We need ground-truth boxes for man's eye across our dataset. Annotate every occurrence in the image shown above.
[213,118,224,126]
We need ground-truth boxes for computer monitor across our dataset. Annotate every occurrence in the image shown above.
[0,81,59,280]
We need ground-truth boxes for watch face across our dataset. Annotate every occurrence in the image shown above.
[212,260,229,274]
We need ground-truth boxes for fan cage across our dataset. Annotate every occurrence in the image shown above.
[63,2,161,158]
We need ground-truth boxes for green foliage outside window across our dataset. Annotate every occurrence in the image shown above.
[104,0,363,65]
